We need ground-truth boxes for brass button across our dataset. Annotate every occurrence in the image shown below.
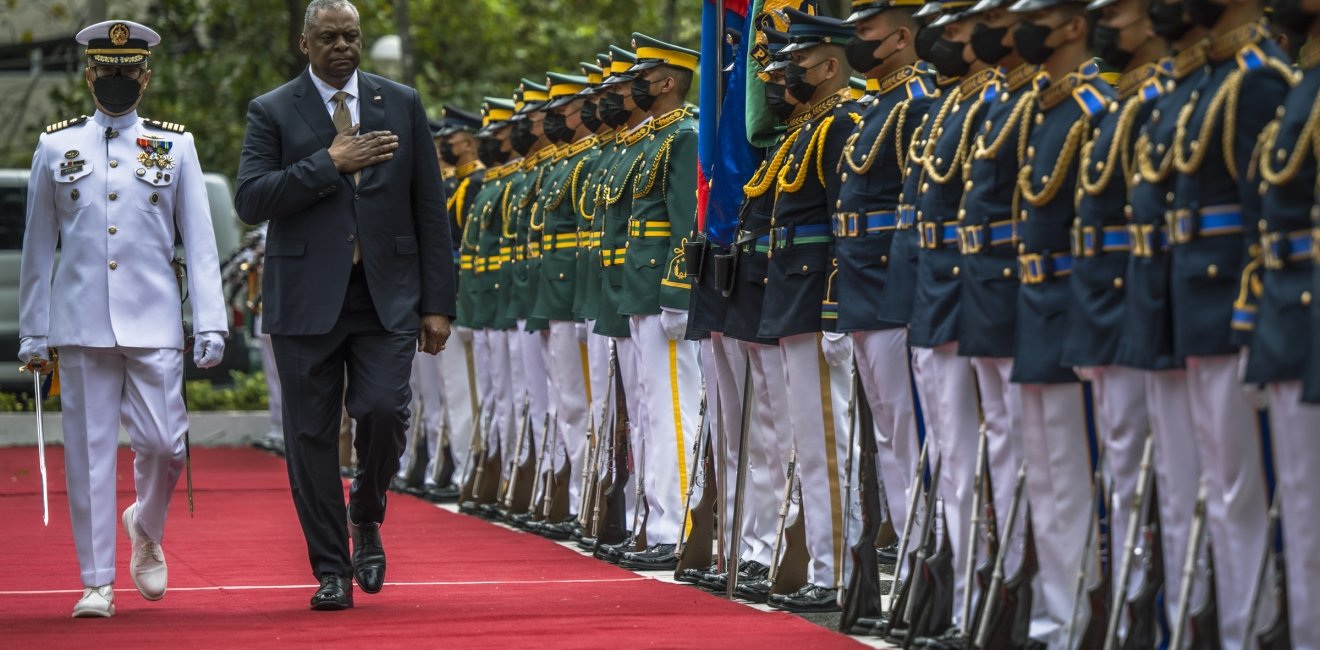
[649,258,656,265]
[494,283,501,289]
[1034,113,1044,125]
[108,226,117,235]
[762,277,768,285]
[881,255,888,264]
[921,183,929,192]
[1302,291,1312,306]
[625,242,630,248]
[109,160,118,168]
[558,273,566,280]
[109,260,118,270]
[952,266,960,277]
[108,192,118,201]
[1018,243,1026,254]
[1207,264,1219,278]
[1165,192,1174,203]
[1002,267,1012,278]
[1113,277,1124,289]
[136,168,146,177]
[964,180,973,191]
[841,173,849,182]
[802,265,809,272]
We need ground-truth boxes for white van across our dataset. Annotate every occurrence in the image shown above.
[0,169,252,393]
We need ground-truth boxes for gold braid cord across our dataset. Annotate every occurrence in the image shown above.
[974,90,1038,161]
[1018,119,1088,207]
[634,134,677,199]
[746,131,800,198]
[1259,91,1320,185]
[913,88,962,170]
[1080,96,1143,195]
[1173,72,1239,177]
[777,119,832,193]
[925,97,983,185]
[842,103,902,175]
[604,156,642,207]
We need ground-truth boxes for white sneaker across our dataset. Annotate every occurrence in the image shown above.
[122,504,167,600]
[72,585,115,618]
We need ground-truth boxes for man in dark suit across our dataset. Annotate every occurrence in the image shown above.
[234,0,454,611]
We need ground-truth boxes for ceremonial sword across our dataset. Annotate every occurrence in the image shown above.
[24,363,50,526]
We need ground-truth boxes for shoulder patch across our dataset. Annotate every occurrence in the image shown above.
[981,81,1000,103]
[906,77,930,100]
[1236,44,1265,72]
[1072,83,1108,118]
[143,119,187,133]
[45,116,89,134]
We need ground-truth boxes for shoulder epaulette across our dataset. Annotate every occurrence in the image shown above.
[906,77,930,100]
[45,116,88,133]
[143,119,187,133]
[1072,82,1109,118]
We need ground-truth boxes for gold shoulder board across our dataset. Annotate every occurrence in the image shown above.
[143,119,187,133]
[45,116,89,134]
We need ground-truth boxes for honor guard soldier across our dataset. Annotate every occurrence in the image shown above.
[1064,0,1169,615]
[954,0,1041,622]
[1167,0,1291,641]
[1007,0,1116,642]
[835,0,932,587]
[1246,1,1320,643]
[717,24,797,602]
[19,19,228,617]
[757,8,861,613]
[459,97,519,514]
[1111,0,1208,627]
[607,33,701,573]
[528,71,597,537]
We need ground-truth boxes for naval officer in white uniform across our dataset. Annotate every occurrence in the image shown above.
[18,19,228,618]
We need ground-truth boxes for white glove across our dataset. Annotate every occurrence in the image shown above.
[821,331,852,367]
[193,331,226,369]
[575,321,589,343]
[1238,347,1269,410]
[18,336,48,367]
[1072,366,1099,382]
[660,308,689,341]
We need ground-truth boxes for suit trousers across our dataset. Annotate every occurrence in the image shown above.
[628,314,701,545]
[435,329,475,485]
[912,342,981,628]
[1268,381,1320,650]
[740,338,790,566]
[1185,354,1273,650]
[852,329,922,542]
[778,332,855,587]
[1018,382,1091,649]
[1144,369,1208,631]
[59,346,188,587]
[272,265,416,578]
[546,321,589,510]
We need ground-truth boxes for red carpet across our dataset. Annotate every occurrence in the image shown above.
[0,446,861,648]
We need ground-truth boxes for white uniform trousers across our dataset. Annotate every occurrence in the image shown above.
[1085,365,1150,609]
[545,321,590,510]
[436,330,476,485]
[742,339,790,567]
[912,342,981,628]
[613,335,644,527]
[1268,381,1320,650]
[581,328,612,514]
[255,313,282,438]
[779,332,854,587]
[1145,369,1207,633]
[1185,354,1272,650]
[628,314,701,545]
[1018,382,1092,649]
[509,324,550,471]
[474,329,513,464]
[399,350,443,483]
[59,346,188,587]
[703,335,769,564]
[852,329,922,539]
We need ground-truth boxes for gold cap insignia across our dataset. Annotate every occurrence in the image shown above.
[65,150,80,159]
[110,23,130,46]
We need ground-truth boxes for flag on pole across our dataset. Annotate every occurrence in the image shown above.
[697,0,756,247]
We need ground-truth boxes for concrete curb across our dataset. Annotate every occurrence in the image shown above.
[0,411,275,447]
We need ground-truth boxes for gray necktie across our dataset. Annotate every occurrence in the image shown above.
[331,91,362,263]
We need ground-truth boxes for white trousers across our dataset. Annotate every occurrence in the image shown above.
[702,334,770,564]
[509,323,550,470]
[399,350,443,482]
[545,321,589,511]
[254,313,282,436]
[628,314,701,545]
[1019,382,1091,650]
[613,335,643,526]
[436,330,476,485]
[1185,354,1272,650]
[1085,365,1150,603]
[1145,369,1208,632]
[779,332,854,587]
[742,339,790,567]
[59,346,188,587]
[852,329,922,538]
[970,357,1027,576]
[581,328,613,515]
[1268,381,1320,650]
[912,342,981,628]
[474,329,513,462]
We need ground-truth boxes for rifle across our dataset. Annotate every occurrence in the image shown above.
[958,425,990,639]
[1069,453,1110,650]
[840,374,884,632]
[885,435,933,618]
[974,461,1029,649]
[524,413,555,523]
[958,428,1000,644]
[768,446,808,596]
[578,355,615,529]
[1108,434,1161,650]
[627,421,649,551]
[675,384,712,569]
[894,456,947,645]
[837,370,860,600]
[501,397,534,514]
[725,361,755,598]
[1245,489,1291,650]
[592,353,631,550]
[1120,480,1164,650]
[1170,481,1223,650]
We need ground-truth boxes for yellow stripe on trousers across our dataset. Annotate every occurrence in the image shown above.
[670,338,692,537]
[816,333,844,586]
[580,342,592,407]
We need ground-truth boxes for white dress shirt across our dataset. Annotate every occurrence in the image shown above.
[309,66,360,128]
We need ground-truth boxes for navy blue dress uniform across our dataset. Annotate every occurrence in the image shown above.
[1244,35,1320,647]
[1166,20,1290,645]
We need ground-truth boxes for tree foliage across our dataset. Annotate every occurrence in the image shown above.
[21,0,700,178]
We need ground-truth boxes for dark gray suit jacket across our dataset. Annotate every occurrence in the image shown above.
[235,68,454,336]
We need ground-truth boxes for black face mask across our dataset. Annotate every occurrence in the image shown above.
[510,119,537,155]
[1269,0,1317,33]
[440,144,461,166]
[580,99,603,132]
[1091,24,1134,69]
[631,77,661,112]
[929,37,971,77]
[477,138,505,166]
[543,112,575,144]
[1185,0,1226,28]
[92,75,143,115]
[1148,0,1193,40]
[599,92,631,127]
[786,59,826,104]
[764,81,795,121]
[1014,21,1058,65]
[844,30,898,73]
[971,23,1014,64]
[916,25,943,61]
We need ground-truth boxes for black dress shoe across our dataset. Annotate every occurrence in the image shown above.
[737,560,770,583]
[619,543,678,571]
[877,542,899,565]
[596,536,635,563]
[458,500,479,514]
[424,484,461,503]
[536,519,576,541]
[389,476,408,494]
[576,535,598,552]
[349,519,386,594]
[698,571,729,592]
[404,485,425,497]
[734,577,773,603]
[676,566,707,585]
[769,583,840,613]
[310,574,353,610]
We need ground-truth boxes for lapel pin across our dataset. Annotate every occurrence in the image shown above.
[373,95,382,103]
